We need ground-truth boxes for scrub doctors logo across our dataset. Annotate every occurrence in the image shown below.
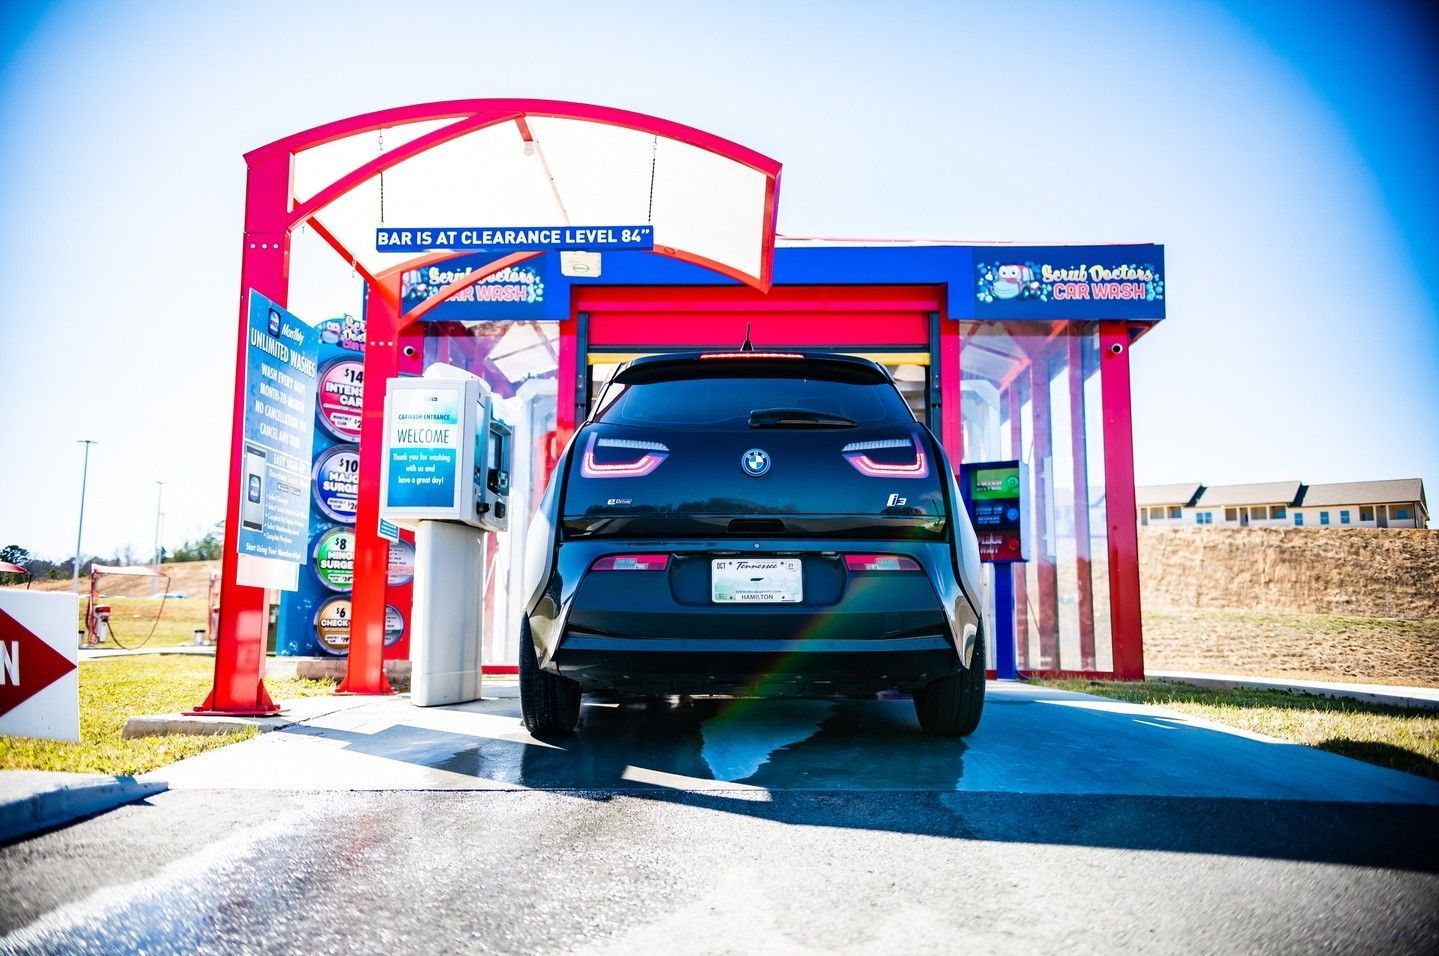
[400,264,545,307]
[976,260,1164,305]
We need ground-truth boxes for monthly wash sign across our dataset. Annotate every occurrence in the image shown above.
[238,291,319,589]
[384,385,462,509]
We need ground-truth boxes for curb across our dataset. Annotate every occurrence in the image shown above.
[0,772,166,844]
[264,657,413,682]
[122,683,520,737]
[122,694,379,739]
[79,646,216,660]
[121,714,304,738]
[1148,671,1439,711]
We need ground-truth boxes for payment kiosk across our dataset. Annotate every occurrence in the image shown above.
[380,363,512,705]
[961,460,1030,679]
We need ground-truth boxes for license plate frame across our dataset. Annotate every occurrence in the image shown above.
[711,558,803,604]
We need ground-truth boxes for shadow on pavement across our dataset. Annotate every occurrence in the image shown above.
[270,694,1439,872]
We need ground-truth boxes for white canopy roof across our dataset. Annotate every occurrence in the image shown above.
[260,101,781,290]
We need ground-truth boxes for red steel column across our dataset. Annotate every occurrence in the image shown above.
[194,155,292,715]
[556,314,579,445]
[381,322,425,662]
[939,316,962,462]
[339,285,399,695]
[1068,333,1096,669]
[1099,323,1145,679]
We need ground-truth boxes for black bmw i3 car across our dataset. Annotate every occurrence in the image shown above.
[519,349,985,737]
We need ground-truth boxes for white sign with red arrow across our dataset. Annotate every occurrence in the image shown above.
[0,591,80,742]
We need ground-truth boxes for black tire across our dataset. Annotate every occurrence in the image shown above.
[519,617,581,737]
[913,630,986,736]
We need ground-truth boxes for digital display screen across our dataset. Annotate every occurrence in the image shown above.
[961,460,1027,563]
[970,466,1021,501]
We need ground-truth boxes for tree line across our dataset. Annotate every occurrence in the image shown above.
[0,521,224,585]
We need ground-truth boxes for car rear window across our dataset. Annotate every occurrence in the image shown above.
[594,375,914,429]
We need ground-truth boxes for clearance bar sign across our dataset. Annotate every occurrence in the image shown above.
[376,225,655,254]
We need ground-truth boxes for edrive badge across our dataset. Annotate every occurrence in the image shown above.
[741,448,771,477]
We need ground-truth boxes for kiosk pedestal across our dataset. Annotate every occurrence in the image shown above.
[410,520,485,706]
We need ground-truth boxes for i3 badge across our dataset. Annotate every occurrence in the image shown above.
[741,448,771,477]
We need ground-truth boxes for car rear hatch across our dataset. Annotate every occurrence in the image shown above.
[560,353,947,539]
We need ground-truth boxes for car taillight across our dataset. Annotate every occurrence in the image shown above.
[580,433,669,478]
[844,554,922,572]
[841,436,929,478]
[590,554,671,571]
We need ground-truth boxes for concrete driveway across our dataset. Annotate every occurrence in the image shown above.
[2,682,1436,954]
[143,681,1439,804]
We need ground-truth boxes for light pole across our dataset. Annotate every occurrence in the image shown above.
[71,439,97,594]
[151,480,165,596]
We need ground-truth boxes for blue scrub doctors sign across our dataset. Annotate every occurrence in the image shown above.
[401,258,548,322]
[376,225,654,254]
[973,244,1165,320]
[238,291,319,566]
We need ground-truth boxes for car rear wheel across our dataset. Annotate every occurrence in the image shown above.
[913,632,985,736]
[520,617,581,737]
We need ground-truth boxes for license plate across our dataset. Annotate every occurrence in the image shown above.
[711,558,803,603]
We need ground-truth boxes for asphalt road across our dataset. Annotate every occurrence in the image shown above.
[2,686,1437,954]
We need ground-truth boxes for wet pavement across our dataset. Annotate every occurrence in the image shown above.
[2,683,1437,953]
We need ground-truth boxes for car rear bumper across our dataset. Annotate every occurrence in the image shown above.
[532,538,975,697]
[552,633,957,696]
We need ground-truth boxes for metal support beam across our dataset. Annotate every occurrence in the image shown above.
[1099,323,1145,680]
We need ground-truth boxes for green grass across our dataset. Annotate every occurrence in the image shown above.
[1041,678,1439,781]
[0,655,333,776]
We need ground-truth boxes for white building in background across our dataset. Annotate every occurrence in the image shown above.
[1137,478,1429,529]
[1135,482,1201,527]
[1289,479,1428,529]
[1190,481,1301,528]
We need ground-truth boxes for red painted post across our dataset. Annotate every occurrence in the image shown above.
[193,155,291,715]
[338,284,399,695]
[1099,322,1145,680]
[1068,332,1096,669]
[555,315,579,446]
[381,321,426,663]
[938,313,963,462]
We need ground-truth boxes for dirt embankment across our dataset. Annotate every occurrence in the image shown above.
[17,560,220,597]
[1139,527,1438,621]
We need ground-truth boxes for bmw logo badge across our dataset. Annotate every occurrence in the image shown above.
[741,448,771,477]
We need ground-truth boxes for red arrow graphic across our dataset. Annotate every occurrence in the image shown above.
[0,606,77,718]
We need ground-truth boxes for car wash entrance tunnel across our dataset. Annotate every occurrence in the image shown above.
[416,262,1156,683]
[203,99,1163,719]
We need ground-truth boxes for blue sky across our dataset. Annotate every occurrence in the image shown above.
[0,0,1435,557]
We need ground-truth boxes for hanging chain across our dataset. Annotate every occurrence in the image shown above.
[646,134,658,223]
[378,128,386,225]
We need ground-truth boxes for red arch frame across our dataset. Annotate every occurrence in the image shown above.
[198,101,782,714]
